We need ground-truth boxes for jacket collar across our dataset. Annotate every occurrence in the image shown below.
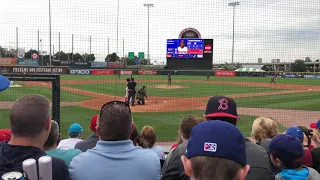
[94,140,136,151]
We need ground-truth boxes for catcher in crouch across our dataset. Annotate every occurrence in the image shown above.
[136,86,147,105]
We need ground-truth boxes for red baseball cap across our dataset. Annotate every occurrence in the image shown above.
[310,120,320,129]
[90,115,99,131]
[0,129,11,142]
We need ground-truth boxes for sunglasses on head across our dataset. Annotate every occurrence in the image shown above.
[99,100,132,118]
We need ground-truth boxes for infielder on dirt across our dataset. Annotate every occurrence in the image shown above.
[168,73,172,85]
[270,75,277,85]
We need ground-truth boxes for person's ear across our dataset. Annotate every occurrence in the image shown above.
[181,155,193,178]
[234,165,250,180]
[45,118,51,131]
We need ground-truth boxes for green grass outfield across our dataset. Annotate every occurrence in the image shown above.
[0,106,286,141]
[1,74,318,141]
[65,82,282,98]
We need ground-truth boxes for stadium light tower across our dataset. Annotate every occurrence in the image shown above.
[144,3,154,67]
[228,1,240,69]
[49,0,52,66]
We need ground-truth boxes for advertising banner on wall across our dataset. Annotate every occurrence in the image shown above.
[120,70,132,75]
[10,66,68,74]
[107,62,124,68]
[91,62,108,68]
[304,75,320,79]
[69,69,92,75]
[17,59,39,66]
[70,61,91,68]
[92,69,114,75]
[138,70,157,75]
[214,71,236,77]
[0,58,17,65]
[281,74,304,78]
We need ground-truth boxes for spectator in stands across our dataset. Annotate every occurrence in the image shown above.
[130,124,149,148]
[0,129,11,142]
[75,115,99,152]
[269,134,320,179]
[162,115,204,180]
[286,126,314,167]
[0,95,68,179]
[141,126,165,160]
[252,117,279,149]
[204,96,273,180]
[170,135,182,150]
[310,120,320,147]
[44,120,82,167]
[57,123,83,150]
[69,101,160,180]
[181,120,250,180]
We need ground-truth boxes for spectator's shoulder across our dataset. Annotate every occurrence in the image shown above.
[138,148,159,160]
[51,157,69,180]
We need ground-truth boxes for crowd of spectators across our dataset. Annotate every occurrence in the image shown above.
[1,75,320,179]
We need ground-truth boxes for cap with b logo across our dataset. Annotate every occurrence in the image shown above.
[205,96,239,119]
[185,120,246,165]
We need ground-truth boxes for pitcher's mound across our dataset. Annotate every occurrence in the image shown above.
[149,85,188,89]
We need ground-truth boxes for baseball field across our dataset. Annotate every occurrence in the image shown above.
[1,74,320,142]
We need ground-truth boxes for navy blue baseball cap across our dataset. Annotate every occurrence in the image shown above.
[185,120,246,165]
[310,120,320,129]
[205,96,239,120]
[0,75,10,92]
[269,134,304,166]
[285,126,304,142]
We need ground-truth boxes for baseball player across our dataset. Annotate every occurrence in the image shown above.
[127,78,137,106]
[270,74,277,85]
[137,86,147,105]
[168,73,172,85]
[206,72,210,81]
[124,78,130,102]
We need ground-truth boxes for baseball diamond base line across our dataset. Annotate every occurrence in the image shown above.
[1,79,320,135]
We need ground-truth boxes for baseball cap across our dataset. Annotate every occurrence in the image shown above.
[285,126,304,142]
[310,120,320,129]
[68,123,83,136]
[185,120,246,165]
[269,134,304,166]
[205,96,239,119]
[0,129,11,142]
[90,115,98,131]
[0,75,10,92]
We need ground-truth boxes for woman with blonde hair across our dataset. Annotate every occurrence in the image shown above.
[140,125,165,160]
[251,117,279,148]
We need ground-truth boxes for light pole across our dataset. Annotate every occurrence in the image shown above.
[40,39,43,66]
[144,3,154,67]
[49,0,52,66]
[116,0,120,56]
[228,1,240,69]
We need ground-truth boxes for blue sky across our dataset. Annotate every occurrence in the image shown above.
[0,0,319,64]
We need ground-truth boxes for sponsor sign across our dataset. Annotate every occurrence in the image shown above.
[304,75,320,79]
[214,71,235,77]
[138,70,157,75]
[107,62,124,68]
[0,66,11,73]
[204,44,212,53]
[92,69,114,75]
[70,61,91,68]
[0,58,17,65]
[32,53,39,60]
[60,61,71,65]
[11,66,67,74]
[281,74,304,78]
[17,59,39,66]
[120,70,132,75]
[91,62,108,68]
[18,48,25,59]
[70,69,92,75]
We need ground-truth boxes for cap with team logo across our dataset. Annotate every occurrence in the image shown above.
[0,75,10,92]
[185,120,246,165]
[205,96,239,120]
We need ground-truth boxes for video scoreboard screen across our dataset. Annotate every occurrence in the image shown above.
[167,39,204,58]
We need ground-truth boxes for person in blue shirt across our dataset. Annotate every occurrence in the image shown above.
[44,120,82,167]
[69,101,160,180]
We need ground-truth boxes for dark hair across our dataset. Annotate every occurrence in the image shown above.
[141,126,157,148]
[131,78,134,81]
[180,116,205,139]
[207,117,237,126]
[69,134,80,138]
[10,95,50,137]
[99,102,132,141]
[44,120,59,148]
[130,124,149,148]
[191,156,242,180]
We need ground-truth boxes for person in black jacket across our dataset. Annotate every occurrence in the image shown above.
[0,95,68,180]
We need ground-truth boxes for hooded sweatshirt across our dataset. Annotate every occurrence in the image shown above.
[0,142,69,180]
[275,167,320,180]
